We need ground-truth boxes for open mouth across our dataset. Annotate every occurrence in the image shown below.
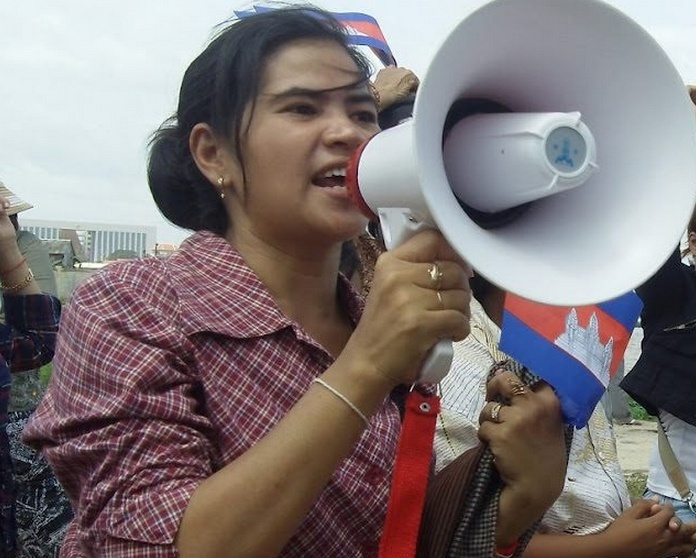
[313,167,346,188]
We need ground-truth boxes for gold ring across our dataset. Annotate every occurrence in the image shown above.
[510,385,527,396]
[490,402,504,423]
[507,378,527,396]
[428,261,443,289]
[436,290,444,309]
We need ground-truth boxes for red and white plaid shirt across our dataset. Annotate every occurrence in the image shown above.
[25,231,401,557]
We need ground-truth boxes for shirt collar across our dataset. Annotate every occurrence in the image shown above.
[167,231,363,339]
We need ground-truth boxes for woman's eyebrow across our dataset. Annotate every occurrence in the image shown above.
[268,84,373,105]
[268,86,327,101]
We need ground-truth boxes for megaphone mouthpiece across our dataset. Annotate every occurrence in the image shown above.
[444,109,598,213]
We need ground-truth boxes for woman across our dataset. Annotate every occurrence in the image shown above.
[24,8,566,557]
[0,192,61,557]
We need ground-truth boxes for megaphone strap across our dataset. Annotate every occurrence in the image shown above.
[378,389,440,558]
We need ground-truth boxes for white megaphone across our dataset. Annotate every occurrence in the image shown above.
[346,0,696,383]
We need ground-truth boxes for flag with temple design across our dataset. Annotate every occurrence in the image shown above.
[499,291,643,427]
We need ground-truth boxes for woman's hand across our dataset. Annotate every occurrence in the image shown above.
[341,229,472,388]
[598,500,696,558]
[478,370,567,545]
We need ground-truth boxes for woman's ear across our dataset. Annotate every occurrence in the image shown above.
[189,123,241,194]
[688,231,696,258]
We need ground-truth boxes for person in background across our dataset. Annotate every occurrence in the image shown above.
[24,8,566,557]
[0,187,61,557]
[621,87,696,540]
[434,272,696,558]
[621,200,696,539]
[6,201,57,413]
[0,182,73,557]
[0,182,57,411]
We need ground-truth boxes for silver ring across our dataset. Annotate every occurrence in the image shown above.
[428,261,443,289]
[490,402,504,423]
[436,290,444,309]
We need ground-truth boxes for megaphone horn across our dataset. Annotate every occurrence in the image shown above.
[346,0,696,382]
[347,0,696,306]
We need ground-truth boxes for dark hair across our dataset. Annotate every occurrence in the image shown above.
[147,6,372,235]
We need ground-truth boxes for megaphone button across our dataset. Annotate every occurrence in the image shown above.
[546,126,588,174]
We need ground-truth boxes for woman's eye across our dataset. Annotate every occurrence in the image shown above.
[354,110,378,124]
[288,104,317,116]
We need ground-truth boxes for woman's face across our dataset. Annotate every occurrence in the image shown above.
[226,39,379,252]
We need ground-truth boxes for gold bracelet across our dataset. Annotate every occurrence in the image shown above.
[1,268,34,293]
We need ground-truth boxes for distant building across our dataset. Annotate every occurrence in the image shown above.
[21,218,157,264]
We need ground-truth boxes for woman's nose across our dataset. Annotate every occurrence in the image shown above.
[322,114,375,150]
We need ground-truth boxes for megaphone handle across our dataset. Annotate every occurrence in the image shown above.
[378,208,454,384]
[419,340,454,383]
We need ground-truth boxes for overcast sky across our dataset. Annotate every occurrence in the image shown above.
[1,0,696,245]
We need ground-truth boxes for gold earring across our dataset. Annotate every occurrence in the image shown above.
[217,176,225,199]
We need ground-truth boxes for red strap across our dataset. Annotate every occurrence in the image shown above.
[379,389,440,558]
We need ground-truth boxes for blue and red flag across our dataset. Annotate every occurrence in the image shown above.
[330,11,397,67]
[499,291,643,427]
[233,4,397,66]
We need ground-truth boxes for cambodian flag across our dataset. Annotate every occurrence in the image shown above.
[233,5,397,66]
[499,291,643,427]
[330,11,397,66]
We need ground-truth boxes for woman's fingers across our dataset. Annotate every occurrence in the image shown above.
[348,230,473,385]
[479,401,506,425]
[486,369,534,402]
